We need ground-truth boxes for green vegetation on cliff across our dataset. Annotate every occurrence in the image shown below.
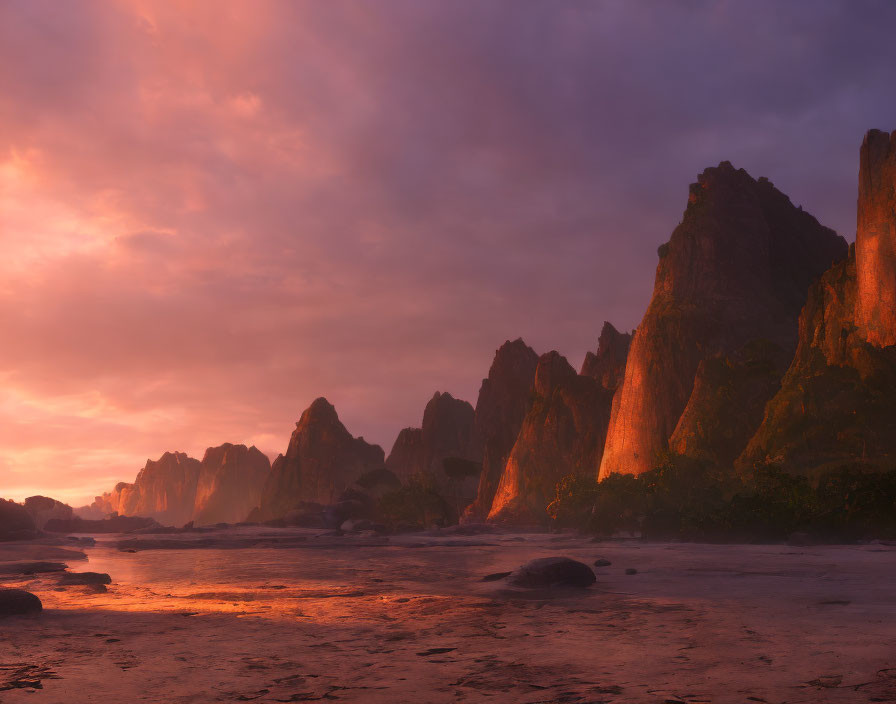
[549,454,896,541]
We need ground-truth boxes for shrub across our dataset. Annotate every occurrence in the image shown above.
[548,454,896,542]
[376,475,452,529]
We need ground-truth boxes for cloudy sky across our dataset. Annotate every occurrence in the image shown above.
[2,0,895,505]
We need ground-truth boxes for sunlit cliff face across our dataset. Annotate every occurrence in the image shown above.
[2,0,896,504]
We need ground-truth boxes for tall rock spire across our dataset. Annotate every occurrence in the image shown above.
[856,129,896,347]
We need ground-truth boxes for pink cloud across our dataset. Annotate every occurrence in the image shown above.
[1,0,893,503]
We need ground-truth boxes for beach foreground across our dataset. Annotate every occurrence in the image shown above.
[2,529,895,703]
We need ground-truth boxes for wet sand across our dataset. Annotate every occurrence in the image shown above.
[2,529,895,703]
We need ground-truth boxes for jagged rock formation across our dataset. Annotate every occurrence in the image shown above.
[253,398,385,521]
[741,131,896,473]
[88,452,201,526]
[856,129,896,347]
[192,444,271,525]
[580,323,632,393]
[385,391,479,516]
[488,351,614,523]
[384,428,424,482]
[669,340,791,468]
[599,161,848,479]
[739,249,896,473]
[23,496,73,530]
[385,393,477,480]
[462,339,539,522]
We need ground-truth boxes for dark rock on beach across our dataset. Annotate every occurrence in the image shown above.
[0,561,67,575]
[57,572,112,586]
[507,557,596,588]
[480,571,513,582]
[0,588,42,616]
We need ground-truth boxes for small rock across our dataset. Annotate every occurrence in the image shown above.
[808,674,842,688]
[57,571,112,586]
[593,558,612,567]
[507,557,596,588]
[625,568,638,575]
[0,588,42,616]
[481,571,512,582]
[416,647,456,656]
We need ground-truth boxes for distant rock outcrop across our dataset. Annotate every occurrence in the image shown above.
[0,499,37,541]
[580,323,632,393]
[385,391,479,516]
[384,428,424,482]
[88,452,201,527]
[461,339,539,522]
[488,351,614,523]
[253,398,385,521]
[741,131,896,472]
[192,444,271,525]
[599,161,847,479]
[23,496,73,530]
[44,514,162,533]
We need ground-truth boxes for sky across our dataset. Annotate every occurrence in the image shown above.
[2,0,896,506]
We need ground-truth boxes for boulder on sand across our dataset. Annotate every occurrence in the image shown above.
[57,572,112,586]
[0,588,42,616]
[507,557,596,588]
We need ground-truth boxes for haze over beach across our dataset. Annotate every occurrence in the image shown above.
[3,0,896,505]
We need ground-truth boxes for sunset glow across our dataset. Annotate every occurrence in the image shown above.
[2,0,894,506]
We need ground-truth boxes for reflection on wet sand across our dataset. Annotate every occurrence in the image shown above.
[2,528,896,702]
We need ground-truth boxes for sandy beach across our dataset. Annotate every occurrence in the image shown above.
[2,530,895,703]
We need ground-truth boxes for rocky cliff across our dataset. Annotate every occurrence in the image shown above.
[23,495,73,530]
[580,323,632,392]
[384,428,425,482]
[488,351,614,523]
[856,129,896,347]
[385,391,479,515]
[599,162,847,479]
[86,445,270,526]
[89,452,201,526]
[668,340,791,468]
[193,443,271,525]
[741,131,896,473]
[462,339,539,521]
[385,393,477,478]
[739,249,896,473]
[254,398,385,520]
